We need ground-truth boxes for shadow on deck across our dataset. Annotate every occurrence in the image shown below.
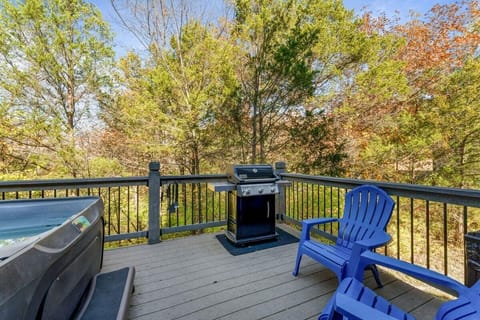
[102,225,449,320]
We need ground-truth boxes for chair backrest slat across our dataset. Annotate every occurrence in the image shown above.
[336,185,395,248]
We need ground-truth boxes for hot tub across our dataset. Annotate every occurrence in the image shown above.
[0,197,104,319]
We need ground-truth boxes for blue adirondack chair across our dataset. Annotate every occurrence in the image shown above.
[292,185,395,287]
[319,251,480,320]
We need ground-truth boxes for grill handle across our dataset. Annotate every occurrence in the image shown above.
[267,201,270,218]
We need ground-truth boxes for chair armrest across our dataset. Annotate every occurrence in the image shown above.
[302,217,339,226]
[300,218,339,242]
[334,292,398,320]
[346,231,392,277]
[356,251,467,295]
[354,231,392,250]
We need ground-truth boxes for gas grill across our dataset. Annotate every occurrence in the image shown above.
[226,164,280,198]
[210,164,281,245]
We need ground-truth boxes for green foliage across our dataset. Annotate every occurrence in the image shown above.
[287,109,346,175]
[427,58,480,188]
[353,54,480,186]
[86,157,128,177]
[232,0,324,162]
[0,0,114,177]
[102,21,239,174]
[336,1,480,188]
[100,52,173,172]
[0,0,479,193]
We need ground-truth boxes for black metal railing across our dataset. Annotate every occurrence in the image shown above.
[0,163,230,245]
[1,162,480,283]
[281,173,480,283]
[158,175,229,237]
[145,162,229,243]
[0,177,150,243]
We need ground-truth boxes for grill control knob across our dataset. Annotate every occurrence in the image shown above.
[258,188,263,194]
[271,187,276,193]
[243,189,250,196]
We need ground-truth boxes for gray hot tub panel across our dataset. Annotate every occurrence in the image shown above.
[0,197,104,320]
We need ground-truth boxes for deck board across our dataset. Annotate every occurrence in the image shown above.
[102,225,445,320]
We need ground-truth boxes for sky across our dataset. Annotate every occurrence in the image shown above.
[91,0,458,57]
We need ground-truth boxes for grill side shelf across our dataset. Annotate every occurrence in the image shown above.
[207,182,236,193]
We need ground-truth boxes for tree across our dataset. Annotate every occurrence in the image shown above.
[0,0,114,177]
[429,58,480,188]
[230,0,394,165]
[101,21,239,174]
[338,1,480,185]
[286,109,346,175]
[163,21,239,174]
[231,0,317,163]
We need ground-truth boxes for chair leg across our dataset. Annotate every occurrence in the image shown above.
[292,252,303,276]
[367,264,383,288]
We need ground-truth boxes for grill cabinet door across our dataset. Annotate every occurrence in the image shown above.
[235,194,275,240]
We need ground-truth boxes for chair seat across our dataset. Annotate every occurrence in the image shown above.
[303,241,351,270]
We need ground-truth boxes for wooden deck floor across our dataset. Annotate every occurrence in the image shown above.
[102,225,449,320]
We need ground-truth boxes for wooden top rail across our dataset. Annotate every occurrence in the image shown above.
[281,173,480,208]
[159,174,228,185]
[0,177,149,192]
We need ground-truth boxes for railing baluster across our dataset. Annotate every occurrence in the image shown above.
[322,186,326,232]
[294,181,297,221]
[285,185,289,218]
[306,183,309,220]
[337,188,340,218]
[183,184,187,226]
[213,191,217,222]
[134,186,138,232]
[396,196,401,260]
[177,184,181,224]
[107,187,111,236]
[426,200,430,269]
[205,184,209,223]
[117,186,121,236]
[300,182,304,221]
[443,203,448,275]
[191,184,194,225]
[291,182,295,220]
[127,186,130,234]
[197,183,201,224]
[329,186,333,235]
[410,198,414,264]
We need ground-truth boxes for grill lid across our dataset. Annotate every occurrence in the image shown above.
[226,164,278,184]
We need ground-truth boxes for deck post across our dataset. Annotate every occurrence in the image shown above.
[148,161,161,244]
[275,161,287,222]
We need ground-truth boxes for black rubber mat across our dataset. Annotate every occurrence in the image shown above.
[216,227,298,256]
